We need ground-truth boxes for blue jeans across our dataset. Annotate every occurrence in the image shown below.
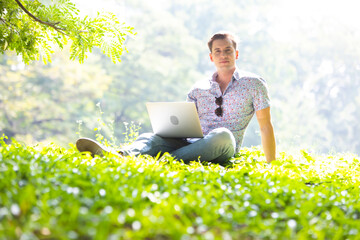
[121,127,236,164]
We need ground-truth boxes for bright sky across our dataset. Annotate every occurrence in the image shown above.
[71,0,360,42]
[268,0,360,41]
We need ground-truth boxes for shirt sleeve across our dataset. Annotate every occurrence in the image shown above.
[251,77,271,111]
[186,88,197,103]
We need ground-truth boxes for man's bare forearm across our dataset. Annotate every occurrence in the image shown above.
[260,123,276,163]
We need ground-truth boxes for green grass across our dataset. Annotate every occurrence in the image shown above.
[1,137,360,240]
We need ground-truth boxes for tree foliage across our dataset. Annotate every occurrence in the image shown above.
[0,50,113,144]
[1,0,360,154]
[0,0,135,64]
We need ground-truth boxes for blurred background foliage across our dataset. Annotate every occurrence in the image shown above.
[1,0,359,154]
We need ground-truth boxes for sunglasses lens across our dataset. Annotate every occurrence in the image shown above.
[215,107,223,117]
[215,96,223,105]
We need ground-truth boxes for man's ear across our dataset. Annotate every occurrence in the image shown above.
[209,53,214,62]
[235,50,239,60]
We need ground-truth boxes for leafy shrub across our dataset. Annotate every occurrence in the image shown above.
[0,136,360,239]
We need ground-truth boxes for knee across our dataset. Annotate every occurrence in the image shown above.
[207,128,236,153]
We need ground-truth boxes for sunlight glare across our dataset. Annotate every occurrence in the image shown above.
[268,0,360,41]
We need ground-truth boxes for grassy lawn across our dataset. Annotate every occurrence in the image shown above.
[1,137,360,239]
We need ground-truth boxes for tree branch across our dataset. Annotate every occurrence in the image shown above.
[14,0,68,35]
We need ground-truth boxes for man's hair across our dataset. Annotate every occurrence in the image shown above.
[207,32,237,52]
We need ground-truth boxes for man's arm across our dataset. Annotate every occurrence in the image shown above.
[256,107,276,163]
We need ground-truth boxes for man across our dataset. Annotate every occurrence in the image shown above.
[77,32,276,163]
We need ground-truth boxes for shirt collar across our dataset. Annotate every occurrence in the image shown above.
[233,68,242,81]
[211,67,242,83]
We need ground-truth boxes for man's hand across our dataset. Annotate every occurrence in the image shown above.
[256,107,276,163]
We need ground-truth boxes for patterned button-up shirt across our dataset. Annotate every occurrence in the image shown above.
[187,68,270,151]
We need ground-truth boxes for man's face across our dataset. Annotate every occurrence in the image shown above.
[209,38,239,71]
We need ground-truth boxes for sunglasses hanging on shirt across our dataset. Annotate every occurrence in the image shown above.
[215,96,223,117]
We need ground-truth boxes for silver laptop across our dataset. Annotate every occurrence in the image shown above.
[146,102,204,138]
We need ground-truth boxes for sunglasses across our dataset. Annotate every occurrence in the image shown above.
[215,96,223,117]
